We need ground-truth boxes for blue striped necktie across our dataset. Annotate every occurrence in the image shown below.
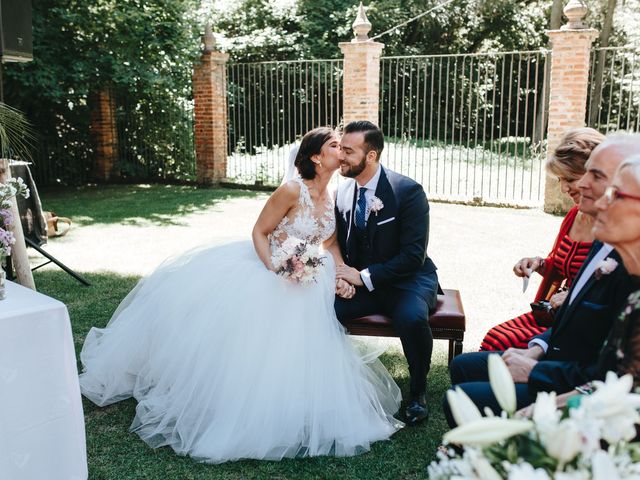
[355,187,367,229]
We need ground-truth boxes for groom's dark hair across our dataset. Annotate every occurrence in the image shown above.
[343,121,384,162]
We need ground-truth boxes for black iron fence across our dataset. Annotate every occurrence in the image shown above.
[379,50,550,206]
[29,93,196,187]
[30,45,640,204]
[588,46,640,133]
[115,96,196,182]
[226,59,343,185]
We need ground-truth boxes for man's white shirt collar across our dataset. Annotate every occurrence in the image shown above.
[357,164,381,192]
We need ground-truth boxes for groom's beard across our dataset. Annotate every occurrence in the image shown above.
[340,154,367,178]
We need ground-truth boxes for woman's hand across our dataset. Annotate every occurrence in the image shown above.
[336,278,355,299]
[549,290,568,309]
[513,256,545,278]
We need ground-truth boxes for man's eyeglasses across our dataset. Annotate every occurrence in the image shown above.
[603,185,640,205]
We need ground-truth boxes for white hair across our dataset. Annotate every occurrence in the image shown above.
[595,131,640,158]
[618,154,640,187]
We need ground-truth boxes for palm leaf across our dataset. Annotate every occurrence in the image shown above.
[0,102,35,161]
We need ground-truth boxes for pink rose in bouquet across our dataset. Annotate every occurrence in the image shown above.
[272,237,325,285]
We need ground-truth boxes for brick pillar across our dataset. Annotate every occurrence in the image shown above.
[544,0,598,213]
[193,25,229,185]
[89,86,118,182]
[339,3,384,126]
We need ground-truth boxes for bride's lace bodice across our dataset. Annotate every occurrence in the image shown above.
[269,177,335,255]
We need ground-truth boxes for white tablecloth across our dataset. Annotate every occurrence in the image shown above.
[0,281,88,480]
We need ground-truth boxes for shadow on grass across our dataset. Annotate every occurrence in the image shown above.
[38,184,264,227]
[34,269,450,480]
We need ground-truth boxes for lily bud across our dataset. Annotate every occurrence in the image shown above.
[488,354,517,414]
[443,417,532,446]
[467,448,502,480]
[446,387,482,426]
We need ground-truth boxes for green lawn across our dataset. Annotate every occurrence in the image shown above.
[39,183,262,227]
[32,185,451,479]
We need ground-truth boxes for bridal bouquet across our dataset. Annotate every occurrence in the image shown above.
[0,177,29,261]
[429,355,640,480]
[272,237,325,285]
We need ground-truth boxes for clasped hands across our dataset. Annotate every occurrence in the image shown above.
[501,345,544,383]
[335,264,363,299]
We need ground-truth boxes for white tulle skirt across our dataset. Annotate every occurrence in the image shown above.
[79,241,403,463]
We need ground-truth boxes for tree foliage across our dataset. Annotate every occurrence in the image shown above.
[4,0,201,182]
[2,0,637,184]
[215,0,558,61]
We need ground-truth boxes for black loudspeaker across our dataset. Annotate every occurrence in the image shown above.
[0,0,32,63]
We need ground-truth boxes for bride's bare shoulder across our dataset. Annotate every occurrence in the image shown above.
[269,180,300,206]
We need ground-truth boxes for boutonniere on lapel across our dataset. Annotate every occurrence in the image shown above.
[368,196,384,216]
[594,257,619,280]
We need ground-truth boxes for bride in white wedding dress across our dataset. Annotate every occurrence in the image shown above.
[79,127,403,463]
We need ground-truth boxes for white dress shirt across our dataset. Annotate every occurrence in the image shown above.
[528,243,614,353]
[568,243,614,304]
[357,165,382,291]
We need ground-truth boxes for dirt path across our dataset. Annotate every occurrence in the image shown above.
[36,195,561,353]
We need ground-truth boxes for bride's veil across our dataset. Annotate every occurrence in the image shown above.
[280,144,300,185]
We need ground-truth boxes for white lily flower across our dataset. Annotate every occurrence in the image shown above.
[591,450,621,480]
[532,391,560,426]
[444,417,533,446]
[483,406,495,417]
[544,419,581,465]
[447,387,483,426]
[506,462,551,480]
[569,410,603,456]
[601,412,640,444]
[467,448,502,480]
[532,391,562,443]
[488,354,516,414]
[582,372,640,443]
[555,472,590,480]
[433,371,640,479]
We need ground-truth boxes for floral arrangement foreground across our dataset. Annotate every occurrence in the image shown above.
[0,177,29,263]
[429,354,640,479]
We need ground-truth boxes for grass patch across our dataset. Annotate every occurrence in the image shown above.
[35,268,450,479]
[39,184,262,227]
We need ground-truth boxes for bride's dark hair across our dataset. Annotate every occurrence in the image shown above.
[294,127,336,180]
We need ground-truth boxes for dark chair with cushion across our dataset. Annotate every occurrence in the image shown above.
[341,289,466,364]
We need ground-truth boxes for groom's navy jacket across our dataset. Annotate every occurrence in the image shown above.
[335,166,438,303]
[528,242,633,394]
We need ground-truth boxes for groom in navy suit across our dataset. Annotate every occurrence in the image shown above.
[333,121,439,425]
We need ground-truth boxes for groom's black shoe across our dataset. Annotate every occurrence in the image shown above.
[405,394,428,426]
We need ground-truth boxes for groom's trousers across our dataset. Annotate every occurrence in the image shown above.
[335,279,437,397]
[443,351,534,428]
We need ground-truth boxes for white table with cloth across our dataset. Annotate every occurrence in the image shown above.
[0,280,88,480]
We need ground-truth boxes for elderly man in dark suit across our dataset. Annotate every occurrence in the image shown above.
[331,120,439,425]
[443,134,640,427]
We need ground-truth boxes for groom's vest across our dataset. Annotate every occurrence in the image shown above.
[351,223,372,272]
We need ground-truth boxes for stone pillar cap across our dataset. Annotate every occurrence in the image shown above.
[562,0,588,30]
[352,2,372,42]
